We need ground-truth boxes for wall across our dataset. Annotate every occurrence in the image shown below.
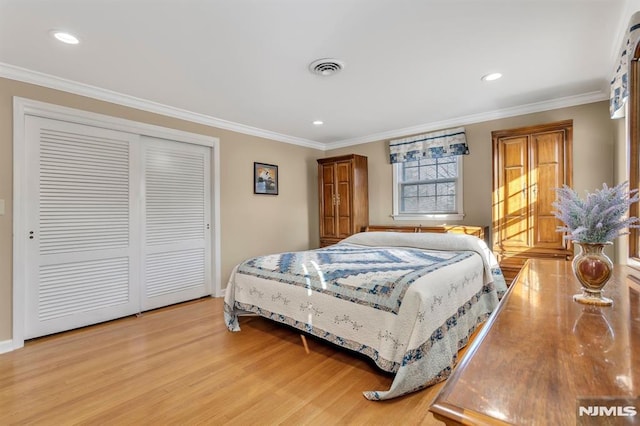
[0,76,619,345]
[325,101,615,248]
[0,77,322,343]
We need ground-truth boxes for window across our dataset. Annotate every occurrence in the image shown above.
[392,156,464,220]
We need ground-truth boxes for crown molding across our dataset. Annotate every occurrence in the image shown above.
[0,62,326,150]
[1,62,609,152]
[609,1,640,71]
[325,90,609,149]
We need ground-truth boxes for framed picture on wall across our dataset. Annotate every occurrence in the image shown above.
[254,162,278,195]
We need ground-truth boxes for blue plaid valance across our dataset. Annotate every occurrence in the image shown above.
[610,11,640,119]
[389,127,469,164]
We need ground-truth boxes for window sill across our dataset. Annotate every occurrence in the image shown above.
[392,213,465,221]
[627,257,640,272]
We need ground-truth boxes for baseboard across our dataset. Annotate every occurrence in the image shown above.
[0,339,22,354]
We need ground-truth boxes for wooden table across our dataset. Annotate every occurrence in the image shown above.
[430,259,640,425]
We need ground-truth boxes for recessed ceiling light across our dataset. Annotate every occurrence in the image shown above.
[313,120,324,126]
[51,30,79,45]
[481,72,502,82]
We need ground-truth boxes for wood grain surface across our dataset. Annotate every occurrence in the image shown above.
[0,296,481,425]
[430,259,640,425]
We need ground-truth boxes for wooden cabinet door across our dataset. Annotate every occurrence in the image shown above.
[318,154,368,246]
[320,163,337,239]
[531,130,567,250]
[495,136,530,249]
[336,161,353,238]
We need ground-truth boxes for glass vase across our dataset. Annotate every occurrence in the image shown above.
[571,242,614,306]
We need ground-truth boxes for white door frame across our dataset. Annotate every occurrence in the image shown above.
[10,97,222,352]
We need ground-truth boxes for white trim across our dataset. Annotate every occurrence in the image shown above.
[211,139,223,297]
[0,339,21,354]
[14,97,216,147]
[12,98,27,352]
[627,257,640,272]
[326,91,608,149]
[1,63,325,150]
[11,97,223,351]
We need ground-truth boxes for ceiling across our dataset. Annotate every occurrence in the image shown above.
[0,0,633,149]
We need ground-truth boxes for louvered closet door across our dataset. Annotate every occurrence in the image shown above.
[24,116,140,339]
[141,136,211,311]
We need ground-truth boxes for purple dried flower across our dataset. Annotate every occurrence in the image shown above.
[552,181,640,243]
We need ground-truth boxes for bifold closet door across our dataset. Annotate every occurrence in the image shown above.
[140,136,211,311]
[24,116,140,339]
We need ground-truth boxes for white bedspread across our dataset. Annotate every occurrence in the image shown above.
[224,232,507,400]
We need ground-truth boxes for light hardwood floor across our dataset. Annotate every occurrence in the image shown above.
[0,297,460,425]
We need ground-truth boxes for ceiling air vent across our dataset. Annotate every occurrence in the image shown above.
[309,58,345,76]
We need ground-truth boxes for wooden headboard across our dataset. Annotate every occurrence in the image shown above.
[363,225,487,244]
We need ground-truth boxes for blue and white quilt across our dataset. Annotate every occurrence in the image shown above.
[224,232,507,400]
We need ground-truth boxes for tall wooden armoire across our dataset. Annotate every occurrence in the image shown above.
[317,154,368,247]
[492,120,573,282]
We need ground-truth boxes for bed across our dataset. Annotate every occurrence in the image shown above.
[223,231,507,400]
